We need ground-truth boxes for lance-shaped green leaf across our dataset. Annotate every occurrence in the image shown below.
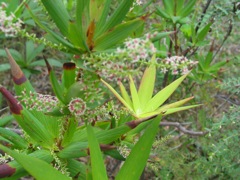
[26,6,80,54]
[0,115,14,127]
[0,145,70,180]
[87,125,108,180]
[129,76,141,115]
[76,0,90,42]
[16,110,55,148]
[139,104,200,118]
[156,96,195,111]
[30,111,61,141]
[143,73,189,113]
[151,31,175,43]
[4,48,35,96]
[163,104,201,115]
[94,18,144,51]
[196,22,212,42]
[44,57,65,104]
[116,116,162,179]
[104,149,125,161]
[176,0,185,14]
[156,7,171,19]
[96,0,134,37]
[0,127,27,149]
[118,81,133,108]
[89,0,105,22]
[95,0,111,34]
[163,0,174,15]
[178,0,196,17]
[97,115,158,144]
[203,45,214,68]
[68,21,87,51]
[0,150,53,179]
[58,142,88,159]
[138,55,156,107]
[62,62,76,90]
[101,79,134,112]
[40,0,70,37]
[71,115,157,145]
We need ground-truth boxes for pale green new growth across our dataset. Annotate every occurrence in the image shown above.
[102,55,199,119]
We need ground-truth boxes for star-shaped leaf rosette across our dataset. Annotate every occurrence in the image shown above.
[101,55,199,119]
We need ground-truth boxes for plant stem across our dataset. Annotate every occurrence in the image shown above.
[195,0,213,33]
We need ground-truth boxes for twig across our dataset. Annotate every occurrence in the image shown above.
[0,107,9,113]
[215,94,240,105]
[160,121,208,136]
[195,0,213,33]
[212,19,233,63]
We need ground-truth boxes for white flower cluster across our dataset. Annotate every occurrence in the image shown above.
[160,56,198,75]
[95,60,125,81]
[0,154,14,165]
[0,3,23,37]
[68,98,86,117]
[17,90,59,112]
[117,35,157,63]
[118,144,131,159]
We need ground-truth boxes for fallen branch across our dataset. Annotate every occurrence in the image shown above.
[160,121,208,136]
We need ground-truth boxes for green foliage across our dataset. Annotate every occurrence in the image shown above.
[0,0,238,179]
[26,0,145,54]
[0,50,196,179]
[0,41,62,78]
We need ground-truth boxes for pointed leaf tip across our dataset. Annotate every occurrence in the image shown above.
[0,87,22,114]
[0,164,16,178]
[5,48,27,85]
